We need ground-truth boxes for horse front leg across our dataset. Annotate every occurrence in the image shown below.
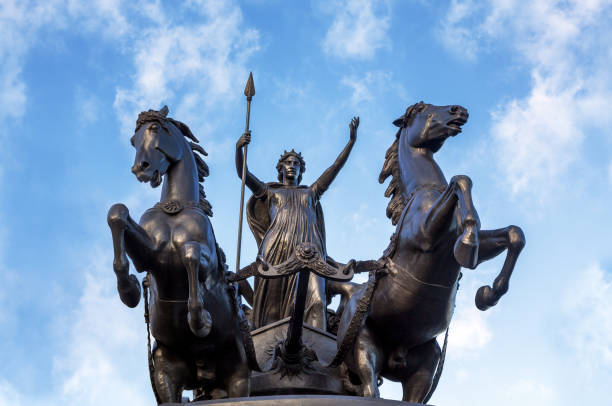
[183,241,213,337]
[417,176,480,268]
[107,203,153,308]
[449,175,480,269]
[474,226,525,310]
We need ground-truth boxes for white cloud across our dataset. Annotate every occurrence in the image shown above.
[446,285,492,356]
[321,0,391,59]
[113,1,259,136]
[0,380,22,406]
[0,0,64,122]
[504,379,557,405]
[74,87,102,126]
[562,263,612,373]
[437,0,481,60]
[52,248,153,406]
[66,0,130,39]
[438,0,612,200]
[341,70,393,105]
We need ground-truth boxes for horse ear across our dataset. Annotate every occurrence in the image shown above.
[393,116,405,127]
[160,105,169,117]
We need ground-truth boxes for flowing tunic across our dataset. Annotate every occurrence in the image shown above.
[248,184,327,329]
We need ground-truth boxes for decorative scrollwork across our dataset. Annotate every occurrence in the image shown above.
[256,243,354,281]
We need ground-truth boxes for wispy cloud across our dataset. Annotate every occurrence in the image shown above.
[437,0,481,60]
[504,379,557,405]
[447,281,492,356]
[321,0,391,59]
[562,263,612,374]
[74,87,102,126]
[438,0,612,201]
[0,0,64,122]
[0,379,24,406]
[52,249,152,406]
[341,70,394,106]
[114,1,259,137]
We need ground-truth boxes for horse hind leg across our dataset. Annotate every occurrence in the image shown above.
[220,344,250,398]
[475,226,525,310]
[396,339,441,403]
[153,343,192,403]
[107,203,140,308]
[352,324,383,398]
[183,241,213,337]
[450,175,481,270]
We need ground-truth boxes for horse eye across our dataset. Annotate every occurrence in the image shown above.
[150,124,159,131]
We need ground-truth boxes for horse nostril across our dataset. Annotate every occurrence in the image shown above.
[131,161,149,174]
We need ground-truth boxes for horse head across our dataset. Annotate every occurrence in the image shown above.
[130,106,184,187]
[393,101,468,153]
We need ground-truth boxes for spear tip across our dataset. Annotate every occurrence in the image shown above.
[244,72,255,98]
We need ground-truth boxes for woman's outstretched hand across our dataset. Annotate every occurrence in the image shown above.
[349,117,359,142]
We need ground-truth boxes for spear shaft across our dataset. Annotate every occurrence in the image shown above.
[236,72,255,273]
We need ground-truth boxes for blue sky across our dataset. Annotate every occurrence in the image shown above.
[0,0,611,404]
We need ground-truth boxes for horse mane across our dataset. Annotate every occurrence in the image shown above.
[167,117,213,217]
[378,102,422,225]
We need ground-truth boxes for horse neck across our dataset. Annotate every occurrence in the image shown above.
[398,136,448,195]
[160,137,199,203]
[389,133,460,288]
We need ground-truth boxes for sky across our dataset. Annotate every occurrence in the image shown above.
[0,0,611,405]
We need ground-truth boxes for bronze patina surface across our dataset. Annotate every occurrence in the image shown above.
[108,107,250,403]
[109,78,525,404]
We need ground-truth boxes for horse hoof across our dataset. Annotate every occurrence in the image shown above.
[117,274,141,308]
[453,226,479,269]
[188,308,212,337]
[475,285,498,311]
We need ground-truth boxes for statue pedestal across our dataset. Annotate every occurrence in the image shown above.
[166,394,420,405]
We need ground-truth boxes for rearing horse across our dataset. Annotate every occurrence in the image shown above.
[336,102,525,403]
[107,106,249,402]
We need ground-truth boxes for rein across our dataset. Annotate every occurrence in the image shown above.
[142,274,162,405]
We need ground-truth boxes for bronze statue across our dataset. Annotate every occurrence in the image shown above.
[334,102,525,402]
[235,117,359,330]
[106,75,525,404]
[107,107,249,403]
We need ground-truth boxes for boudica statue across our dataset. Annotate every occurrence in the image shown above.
[235,117,358,330]
[108,72,525,405]
[107,106,250,403]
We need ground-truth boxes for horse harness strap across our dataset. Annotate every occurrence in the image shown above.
[154,200,200,215]
[327,260,389,368]
[226,262,258,282]
[224,276,262,372]
[142,274,162,405]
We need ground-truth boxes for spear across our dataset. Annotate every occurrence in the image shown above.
[236,72,255,274]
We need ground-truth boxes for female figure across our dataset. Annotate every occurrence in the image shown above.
[235,118,359,330]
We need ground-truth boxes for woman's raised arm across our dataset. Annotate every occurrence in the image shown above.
[312,117,359,198]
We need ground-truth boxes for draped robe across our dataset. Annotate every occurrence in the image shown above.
[246,183,327,330]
